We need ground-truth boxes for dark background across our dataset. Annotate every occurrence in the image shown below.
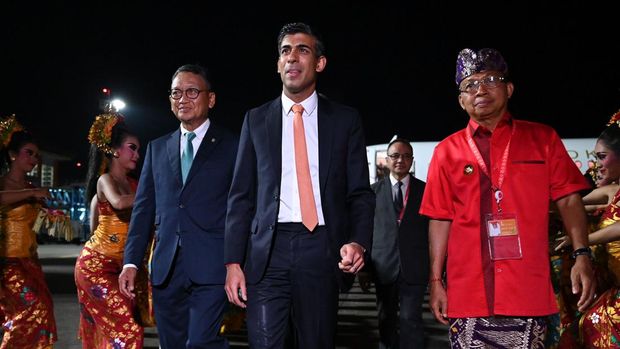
[2,2,618,184]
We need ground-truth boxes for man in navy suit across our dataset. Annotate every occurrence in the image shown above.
[119,64,237,348]
[361,138,429,349]
[224,22,375,348]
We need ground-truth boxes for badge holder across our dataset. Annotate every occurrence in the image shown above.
[486,212,522,260]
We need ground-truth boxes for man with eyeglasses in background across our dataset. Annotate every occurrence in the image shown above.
[419,48,596,347]
[358,137,429,348]
[119,64,238,348]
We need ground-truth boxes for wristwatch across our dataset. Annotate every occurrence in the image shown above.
[571,247,593,260]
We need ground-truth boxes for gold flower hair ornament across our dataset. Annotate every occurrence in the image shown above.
[606,109,620,127]
[0,114,24,148]
[587,163,599,183]
[88,112,124,156]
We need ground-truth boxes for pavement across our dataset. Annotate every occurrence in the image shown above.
[39,243,83,349]
[39,243,160,349]
[37,242,449,349]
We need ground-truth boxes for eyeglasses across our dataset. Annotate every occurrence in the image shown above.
[387,153,413,161]
[459,75,506,94]
[169,88,206,100]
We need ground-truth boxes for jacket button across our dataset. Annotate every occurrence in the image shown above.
[273,194,279,200]
[268,224,274,230]
[179,204,185,208]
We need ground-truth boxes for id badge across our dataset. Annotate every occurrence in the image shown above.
[485,213,522,260]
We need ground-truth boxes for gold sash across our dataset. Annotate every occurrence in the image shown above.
[0,203,38,258]
[85,213,129,260]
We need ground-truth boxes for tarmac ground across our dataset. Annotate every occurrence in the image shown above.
[35,242,449,349]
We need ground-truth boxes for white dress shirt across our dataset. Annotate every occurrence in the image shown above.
[390,173,410,204]
[278,91,325,225]
[180,118,210,158]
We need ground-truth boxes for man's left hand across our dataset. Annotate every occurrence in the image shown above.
[571,255,596,312]
[338,242,365,274]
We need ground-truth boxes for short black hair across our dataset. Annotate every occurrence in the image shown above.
[172,64,213,91]
[277,22,325,57]
[387,138,413,154]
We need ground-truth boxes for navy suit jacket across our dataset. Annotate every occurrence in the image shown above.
[370,174,429,285]
[124,122,238,286]
[224,95,375,284]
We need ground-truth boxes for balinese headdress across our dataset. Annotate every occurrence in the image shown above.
[606,109,620,127]
[455,48,509,85]
[87,106,125,156]
[0,114,24,148]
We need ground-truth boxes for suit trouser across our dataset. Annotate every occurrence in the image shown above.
[375,276,427,349]
[152,246,229,349]
[246,223,339,349]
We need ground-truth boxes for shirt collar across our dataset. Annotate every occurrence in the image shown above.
[389,173,410,187]
[180,118,210,140]
[468,112,512,136]
[281,91,318,117]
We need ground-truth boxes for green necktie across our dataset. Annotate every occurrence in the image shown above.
[181,132,196,183]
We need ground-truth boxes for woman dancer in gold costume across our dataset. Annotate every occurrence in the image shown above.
[74,110,152,348]
[0,115,57,348]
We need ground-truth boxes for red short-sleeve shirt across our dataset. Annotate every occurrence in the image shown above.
[420,115,590,318]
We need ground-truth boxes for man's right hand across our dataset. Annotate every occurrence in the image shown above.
[429,281,449,325]
[119,266,137,299]
[225,263,247,308]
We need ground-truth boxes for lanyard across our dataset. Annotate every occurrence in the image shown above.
[397,181,410,223]
[465,124,515,212]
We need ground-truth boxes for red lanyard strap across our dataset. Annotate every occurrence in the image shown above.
[465,124,515,212]
[397,182,411,222]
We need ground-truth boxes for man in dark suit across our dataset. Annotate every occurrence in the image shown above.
[224,22,375,349]
[119,64,237,348]
[361,138,429,349]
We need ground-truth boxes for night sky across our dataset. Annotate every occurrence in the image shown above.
[2,3,618,184]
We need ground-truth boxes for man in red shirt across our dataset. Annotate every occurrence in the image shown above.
[420,47,596,347]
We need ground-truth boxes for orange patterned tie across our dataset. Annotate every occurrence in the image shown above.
[292,104,318,231]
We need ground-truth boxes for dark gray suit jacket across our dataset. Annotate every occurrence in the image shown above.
[370,174,429,285]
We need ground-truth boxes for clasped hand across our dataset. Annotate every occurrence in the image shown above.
[338,242,365,274]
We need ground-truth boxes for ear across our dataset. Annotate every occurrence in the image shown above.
[315,56,327,73]
[458,94,467,110]
[208,92,216,109]
[506,82,514,99]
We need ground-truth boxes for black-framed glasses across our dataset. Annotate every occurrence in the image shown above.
[459,75,506,94]
[169,88,206,100]
[387,153,413,161]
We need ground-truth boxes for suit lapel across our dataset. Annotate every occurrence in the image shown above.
[166,130,182,187]
[183,122,222,188]
[317,96,333,193]
[266,99,283,183]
